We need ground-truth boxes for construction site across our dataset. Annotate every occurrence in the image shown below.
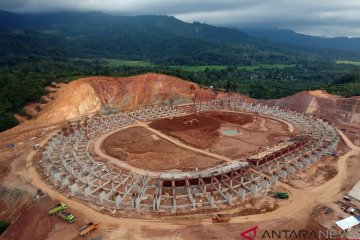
[36,99,339,216]
[0,74,359,240]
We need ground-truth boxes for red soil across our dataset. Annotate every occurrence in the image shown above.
[150,111,254,149]
[101,126,223,171]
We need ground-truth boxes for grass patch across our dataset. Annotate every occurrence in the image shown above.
[170,65,227,71]
[103,59,155,67]
[336,60,360,66]
[238,64,296,71]
[171,64,295,72]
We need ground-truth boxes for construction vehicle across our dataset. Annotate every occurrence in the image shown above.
[79,222,99,237]
[48,203,67,215]
[268,191,289,199]
[57,211,76,223]
[212,214,231,223]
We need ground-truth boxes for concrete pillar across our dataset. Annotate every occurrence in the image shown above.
[132,194,140,208]
[61,176,70,188]
[84,186,92,197]
[99,190,106,204]
[238,187,246,200]
[152,195,157,210]
[53,172,61,184]
[279,169,287,179]
[270,174,278,186]
[226,192,232,205]
[115,193,122,207]
[302,158,310,166]
[191,196,196,209]
[295,161,303,170]
[42,150,49,160]
[250,182,257,196]
[69,183,78,196]
[287,165,296,174]
[260,179,269,191]
[207,194,214,207]
[45,163,53,175]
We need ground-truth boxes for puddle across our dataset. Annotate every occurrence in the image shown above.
[222,129,239,136]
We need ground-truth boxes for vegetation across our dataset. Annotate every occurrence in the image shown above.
[0,221,8,235]
[1,11,360,132]
[336,60,360,66]
[170,64,295,72]
[1,58,359,132]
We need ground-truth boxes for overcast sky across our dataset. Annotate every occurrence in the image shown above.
[1,0,360,37]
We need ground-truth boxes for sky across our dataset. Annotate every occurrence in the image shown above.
[1,0,360,37]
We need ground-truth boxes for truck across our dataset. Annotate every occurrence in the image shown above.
[212,214,231,223]
[57,211,76,223]
[48,203,67,215]
[79,222,99,237]
[268,191,289,199]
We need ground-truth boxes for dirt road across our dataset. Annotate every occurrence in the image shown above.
[227,129,359,224]
[92,121,234,177]
[26,125,359,239]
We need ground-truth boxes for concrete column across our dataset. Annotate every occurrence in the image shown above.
[250,182,257,196]
[191,195,196,208]
[302,158,310,166]
[260,179,269,191]
[279,169,287,179]
[45,163,53,175]
[84,186,91,197]
[114,193,122,207]
[99,190,106,204]
[61,176,70,188]
[70,183,78,196]
[207,194,214,207]
[287,165,296,174]
[295,161,303,170]
[226,192,232,205]
[53,172,61,184]
[238,187,246,200]
[270,174,278,186]
[132,194,140,208]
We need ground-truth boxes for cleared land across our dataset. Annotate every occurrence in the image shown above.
[336,60,360,66]
[170,64,296,72]
[150,111,293,158]
[101,126,223,172]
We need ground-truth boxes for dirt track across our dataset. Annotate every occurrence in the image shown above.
[93,121,234,177]
[24,124,360,239]
[101,126,222,172]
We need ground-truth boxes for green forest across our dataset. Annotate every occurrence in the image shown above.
[1,11,360,132]
[1,58,359,132]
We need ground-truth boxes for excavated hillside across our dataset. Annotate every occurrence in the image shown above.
[262,90,360,125]
[1,74,360,138]
[33,74,218,125]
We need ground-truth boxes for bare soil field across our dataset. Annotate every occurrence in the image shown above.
[286,156,338,189]
[101,126,223,172]
[1,197,80,240]
[150,111,293,158]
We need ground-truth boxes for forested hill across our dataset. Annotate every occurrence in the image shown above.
[1,11,360,132]
[242,28,360,53]
[1,10,360,66]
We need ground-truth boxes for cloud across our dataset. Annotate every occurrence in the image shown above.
[1,0,360,37]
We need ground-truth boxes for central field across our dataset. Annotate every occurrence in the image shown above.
[101,126,223,172]
[150,111,294,158]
